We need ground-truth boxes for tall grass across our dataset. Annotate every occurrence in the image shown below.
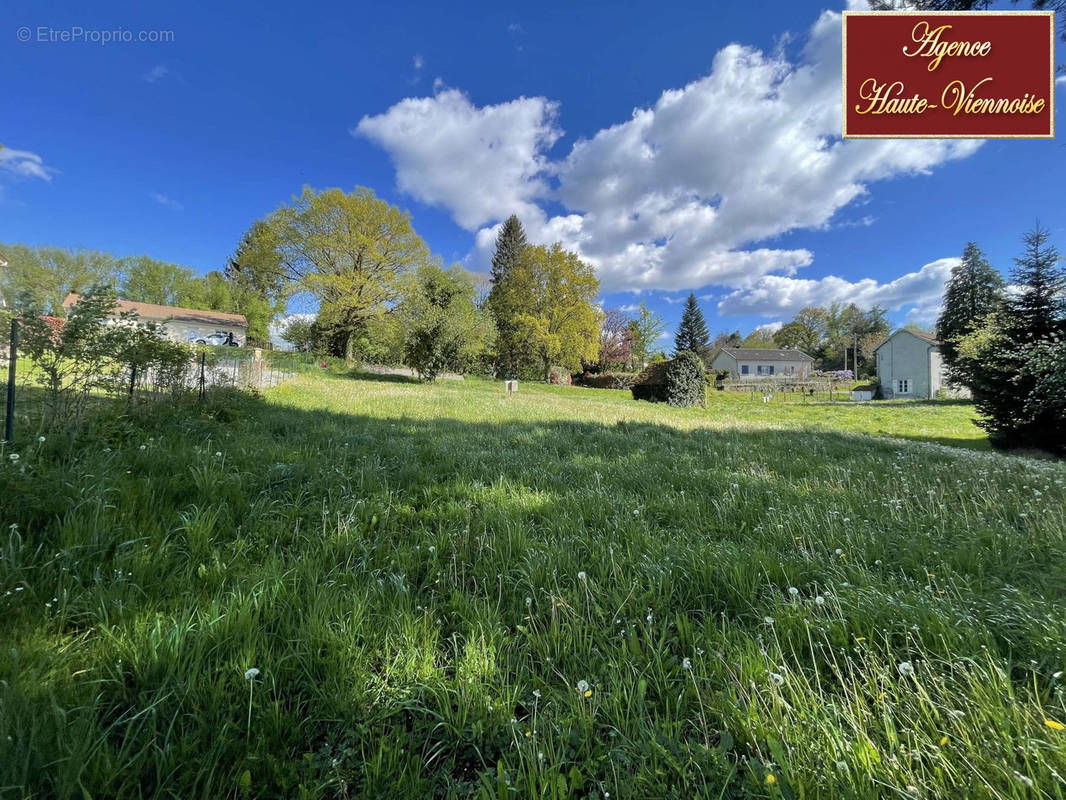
[0,374,1062,798]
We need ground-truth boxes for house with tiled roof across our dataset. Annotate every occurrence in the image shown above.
[709,346,815,380]
[62,293,247,346]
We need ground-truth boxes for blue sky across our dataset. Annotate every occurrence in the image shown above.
[2,0,1063,342]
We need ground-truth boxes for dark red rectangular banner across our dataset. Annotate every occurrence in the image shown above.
[842,11,1055,139]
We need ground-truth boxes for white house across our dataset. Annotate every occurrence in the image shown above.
[709,347,814,379]
[874,328,965,399]
[63,294,248,345]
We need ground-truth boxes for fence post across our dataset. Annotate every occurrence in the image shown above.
[198,352,206,400]
[4,317,17,443]
[128,364,137,399]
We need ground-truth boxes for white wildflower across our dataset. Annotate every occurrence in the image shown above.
[769,672,785,685]
[37,436,45,443]
[244,667,260,681]
[788,587,799,597]
[681,658,692,671]
[897,661,914,677]
[577,571,587,582]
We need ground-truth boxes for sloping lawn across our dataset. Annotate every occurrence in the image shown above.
[1,374,1063,799]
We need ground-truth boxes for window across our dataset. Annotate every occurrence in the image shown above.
[756,365,775,376]
[896,379,910,394]
[741,365,749,375]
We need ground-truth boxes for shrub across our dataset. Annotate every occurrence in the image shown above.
[630,361,670,402]
[664,350,706,407]
[577,372,638,390]
[548,365,572,385]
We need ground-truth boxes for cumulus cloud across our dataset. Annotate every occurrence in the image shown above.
[717,257,959,323]
[753,320,785,335]
[357,9,981,294]
[354,89,562,230]
[0,145,55,181]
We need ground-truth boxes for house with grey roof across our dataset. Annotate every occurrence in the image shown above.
[874,328,966,399]
[709,347,814,380]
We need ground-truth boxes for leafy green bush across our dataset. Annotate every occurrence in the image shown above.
[630,360,669,402]
[578,372,638,390]
[664,350,706,407]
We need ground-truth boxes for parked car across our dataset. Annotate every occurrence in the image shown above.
[190,332,240,347]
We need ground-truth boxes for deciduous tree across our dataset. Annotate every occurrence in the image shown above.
[399,264,494,380]
[267,186,431,358]
[501,243,600,381]
[627,302,665,369]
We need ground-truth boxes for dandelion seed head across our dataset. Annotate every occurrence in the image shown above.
[244,667,260,681]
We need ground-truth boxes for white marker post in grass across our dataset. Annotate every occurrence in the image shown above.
[505,380,518,395]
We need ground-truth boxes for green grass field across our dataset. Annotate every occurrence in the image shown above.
[2,373,1064,799]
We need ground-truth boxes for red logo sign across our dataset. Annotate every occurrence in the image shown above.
[843,11,1056,138]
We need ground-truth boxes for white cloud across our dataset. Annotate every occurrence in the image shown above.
[753,320,785,335]
[1057,75,1065,86]
[0,146,55,181]
[358,9,981,294]
[413,54,424,70]
[508,23,523,34]
[354,89,562,231]
[718,257,959,322]
[143,64,180,83]
[149,191,183,211]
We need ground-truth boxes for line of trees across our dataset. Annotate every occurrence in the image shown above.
[936,226,1065,454]
[0,240,284,343]
[262,199,603,382]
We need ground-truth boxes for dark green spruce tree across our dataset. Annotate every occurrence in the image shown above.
[968,225,1066,452]
[673,293,711,359]
[1008,224,1065,343]
[936,242,1004,369]
[486,215,528,377]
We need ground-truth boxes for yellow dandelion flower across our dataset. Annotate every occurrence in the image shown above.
[584,689,592,698]
[939,736,949,746]
[766,773,777,785]
[1045,719,1065,731]
[855,637,866,643]
[525,730,532,738]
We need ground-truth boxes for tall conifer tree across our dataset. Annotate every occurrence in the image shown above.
[486,215,529,377]
[673,293,711,358]
[936,242,1004,366]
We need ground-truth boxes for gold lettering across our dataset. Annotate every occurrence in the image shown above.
[902,21,991,72]
[854,78,929,115]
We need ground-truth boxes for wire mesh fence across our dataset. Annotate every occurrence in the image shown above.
[1,320,295,445]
